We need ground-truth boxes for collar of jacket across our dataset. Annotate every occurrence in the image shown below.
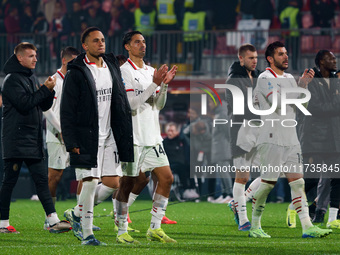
[3,54,33,76]
[227,61,259,79]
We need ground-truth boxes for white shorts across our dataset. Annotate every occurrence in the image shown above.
[257,143,303,181]
[233,147,260,170]
[76,138,122,180]
[236,125,260,152]
[121,144,169,177]
[47,142,70,169]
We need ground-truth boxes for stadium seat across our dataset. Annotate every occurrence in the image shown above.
[300,35,313,53]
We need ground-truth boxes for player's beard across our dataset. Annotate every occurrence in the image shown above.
[274,59,288,71]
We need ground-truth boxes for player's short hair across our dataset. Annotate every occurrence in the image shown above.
[315,50,330,68]
[81,26,101,44]
[116,54,128,66]
[122,31,143,49]
[61,46,80,59]
[265,41,285,65]
[238,44,256,57]
[14,42,37,55]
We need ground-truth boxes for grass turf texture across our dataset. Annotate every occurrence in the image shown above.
[0,200,339,254]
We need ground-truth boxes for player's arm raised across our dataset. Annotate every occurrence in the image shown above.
[154,65,178,110]
[125,64,167,110]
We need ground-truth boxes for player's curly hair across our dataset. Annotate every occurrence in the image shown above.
[315,50,330,68]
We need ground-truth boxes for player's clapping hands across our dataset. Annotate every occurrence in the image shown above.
[44,76,56,91]
[153,64,168,85]
[298,68,315,88]
[163,65,178,84]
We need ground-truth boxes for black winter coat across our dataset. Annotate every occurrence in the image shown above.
[60,53,134,168]
[225,61,260,157]
[1,54,55,159]
[300,67,340,154]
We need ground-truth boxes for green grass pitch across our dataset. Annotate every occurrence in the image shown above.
[0,199,339,254]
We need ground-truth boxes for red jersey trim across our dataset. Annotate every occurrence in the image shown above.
[85,55,95,65]
[266,68,277,78]
[266,92,273,98]
[127,59,137,70]
[126,89,134,92]
[57,70,65,79]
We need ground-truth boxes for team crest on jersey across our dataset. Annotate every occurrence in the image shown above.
[268,82,273,90]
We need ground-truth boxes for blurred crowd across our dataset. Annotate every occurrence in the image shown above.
[1,0,340,38]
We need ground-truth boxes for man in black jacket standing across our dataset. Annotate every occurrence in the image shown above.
[61,27,134,245]
[0,42,71,234]
[226,44,262,231]
[299,50,340,229]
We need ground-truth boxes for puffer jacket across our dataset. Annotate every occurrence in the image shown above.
[1,54,55,159]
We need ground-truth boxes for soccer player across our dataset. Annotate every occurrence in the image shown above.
[43,46,80,230]
[60,27,134,245]
[0,42,71,234]
[226,44,262,231]
[115,30,177,244]
[289,50,340,229]
[249,41,332,238]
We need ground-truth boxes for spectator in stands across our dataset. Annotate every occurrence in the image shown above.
[182,0,210,73]
[278,0,303,14]
[20,5,35,33]
[32,12,49,34]
[68,1,86,36]
[207,97,233,203]
[4,7,21,54]
[253,0,274,25]
[86,6,108,34]
[156,0,182,64]
[240,0,255,20]
[182,107,211,199]
[280,0,302,71]
[107,5,123,37]
[310,0,336,28]
[51,2,71,66]
[134,0,157,61]
[111,0,135,33]
[163,122,193,200]
[211,0,238,29]
[41,0,67,24]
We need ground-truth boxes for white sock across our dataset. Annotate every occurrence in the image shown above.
[94,183,115,206]
[74,204,81,218]
[128,193,139,207]
[233,182,248,225]
[47,212,60,226]
[79,179,98,239]
[245,177,261,201]
[112,198,117,222]
[76,194,80,203]
[251,182,274,229]
[328,207,339,223]
[115,200,128,235]
[0,220,10,228]
[150,193,168,230]
[288,202,295,210]
[289,178,313,230]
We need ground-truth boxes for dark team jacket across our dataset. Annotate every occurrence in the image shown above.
[225,61,260,158]
[1,54,55,159]
[60,53,134,168]
[300,67,340,154]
